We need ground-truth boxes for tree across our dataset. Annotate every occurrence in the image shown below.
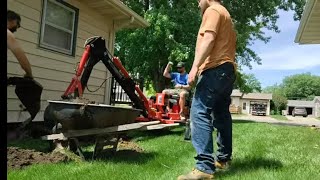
[264,73,320,114]
[116,0,306,92]
[242,73,262,93]
[282,73,320,100]
[234,72,262,93]
[116,0,200,91]
[263,84,287,114]
[272,94,288,114]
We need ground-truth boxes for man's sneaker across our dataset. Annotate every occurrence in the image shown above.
[177,168,214,180]
[215,161,231,171]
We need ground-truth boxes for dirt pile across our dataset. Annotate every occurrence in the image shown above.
[7,147,70,170]
[7,139,143,169]
[117,139,143,152]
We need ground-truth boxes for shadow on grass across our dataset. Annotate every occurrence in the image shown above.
[83,149,157,164]
[217,157,283,177]
[7,138,51,153]
[127,127,186,142]
[232,120,256,124]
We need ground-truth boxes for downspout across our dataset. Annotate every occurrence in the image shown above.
[104,21,117,105]
[104,16,135,104]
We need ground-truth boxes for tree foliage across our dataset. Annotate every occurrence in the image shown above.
[272,94,288,114]
[264,85,287,114]
[263,73,320,114]
[282,73,320,100]
[234,72,262,93]
[116,0,306,92]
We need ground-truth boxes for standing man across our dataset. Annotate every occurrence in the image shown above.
[7,10,33,78]
[178,0,236,179]
[163,61,190,120]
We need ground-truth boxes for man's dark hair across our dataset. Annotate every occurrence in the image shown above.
[7,10,21,27]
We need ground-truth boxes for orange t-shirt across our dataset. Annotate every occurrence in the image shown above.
[197,4,237,75]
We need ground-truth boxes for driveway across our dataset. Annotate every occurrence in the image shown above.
[285,115,320,126]
[232,114,320,127]
[286,115,318,121]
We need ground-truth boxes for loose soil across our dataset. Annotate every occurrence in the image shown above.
[7,139,143,170]
[117,138,143,152]
[7,147,71,170]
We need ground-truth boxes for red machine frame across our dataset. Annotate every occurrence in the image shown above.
[62,37,186,124]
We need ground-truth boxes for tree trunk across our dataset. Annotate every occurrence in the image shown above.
[152,70,166,93]
[144,0,149,11]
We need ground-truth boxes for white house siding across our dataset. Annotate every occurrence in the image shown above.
[315,99,320,117]
[7,0,114,123]
[240,100,250,115]
[231,97,241,107]
[267,100,271,116]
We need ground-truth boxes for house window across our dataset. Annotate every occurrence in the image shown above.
[40,0,79,56]
[243,102,246,110]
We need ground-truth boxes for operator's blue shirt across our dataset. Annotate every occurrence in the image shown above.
[170,72,188,85]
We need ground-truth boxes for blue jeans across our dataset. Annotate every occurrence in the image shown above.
[190,62,235,174]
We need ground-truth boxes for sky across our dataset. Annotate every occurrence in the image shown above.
[243,10,320,88]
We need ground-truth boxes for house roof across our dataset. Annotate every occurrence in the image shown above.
[287,100,315,108]
[231,89,273,100]
[295,0,320,44]
[242,93,273,100]
[83,0,150,30]
[314,96,320,103]
[231,89,242,97]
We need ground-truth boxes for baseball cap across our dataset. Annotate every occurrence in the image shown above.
[176,62,185,68]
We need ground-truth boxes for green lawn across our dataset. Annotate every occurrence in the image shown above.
[8,122,320,180]
[271,115,288,121]
[316,117,320,120]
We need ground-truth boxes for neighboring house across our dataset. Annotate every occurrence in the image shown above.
[295,0,320,44]
[230,90,273,115]
[7,0,149,123]
[287,97,320,117]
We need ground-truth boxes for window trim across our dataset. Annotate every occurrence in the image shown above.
[39,0,79,56]
[45,21,73,34]
[243,102,246,110]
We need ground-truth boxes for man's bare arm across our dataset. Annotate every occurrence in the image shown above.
[163,62,173,78]
[191,31,216,69]
[7,30,33,77]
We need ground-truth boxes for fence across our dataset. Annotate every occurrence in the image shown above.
[110,75,144,105]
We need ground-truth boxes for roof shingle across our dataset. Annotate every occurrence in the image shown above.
[231,89,272,100]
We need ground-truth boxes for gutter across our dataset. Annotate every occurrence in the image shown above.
[295,0,316,44]
[107,0,150,28]
[114,16,135,31]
